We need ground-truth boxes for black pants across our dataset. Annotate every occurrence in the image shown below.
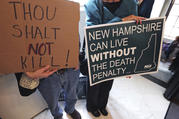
[86,79,114,111]
[164,69,179,103]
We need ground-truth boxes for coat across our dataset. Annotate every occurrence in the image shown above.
[84,0,138,26]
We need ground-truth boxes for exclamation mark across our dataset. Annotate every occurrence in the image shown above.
[65,50,70,67]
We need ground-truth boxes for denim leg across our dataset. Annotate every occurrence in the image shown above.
[38,73,63,118]
[63,69,80,114]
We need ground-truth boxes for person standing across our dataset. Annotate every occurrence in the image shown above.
[84,0,145,117]
[16,65,81,119]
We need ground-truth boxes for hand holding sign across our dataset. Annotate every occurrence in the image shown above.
[122,15,145,24]
[25,65,57,79]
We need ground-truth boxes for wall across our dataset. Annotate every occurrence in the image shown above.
[151,0,166,18]
[79,7,86,51]
[0,74,47,119]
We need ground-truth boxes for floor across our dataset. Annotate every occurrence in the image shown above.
[34,75,170,119]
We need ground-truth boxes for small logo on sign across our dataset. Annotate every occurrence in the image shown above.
[144,64,152,69]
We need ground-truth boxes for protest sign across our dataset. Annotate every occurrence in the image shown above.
[84,18,165,86]
[0,0,80,74]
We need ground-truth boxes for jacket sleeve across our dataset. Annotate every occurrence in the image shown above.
[85,0,106,26]
[106,17,122,23]
[84,0,122,25]
[130,0,138,16]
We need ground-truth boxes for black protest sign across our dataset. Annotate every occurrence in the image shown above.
[85,18,165,86]
[0,0,80,74]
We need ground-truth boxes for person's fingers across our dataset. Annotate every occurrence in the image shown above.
[141,16,146,20]
[48,70,57,75]
[122,15,146,22]
[24,65,56,79]
[126,76,131,79]
[42,69,57,78]
[138,16,146,21]
[40,65,51,72]
[50,68,58,73]
[135,16,145,24]
[136,19,139,24]
[140,19,142,24]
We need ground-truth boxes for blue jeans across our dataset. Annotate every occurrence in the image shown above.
[38,68,80,118]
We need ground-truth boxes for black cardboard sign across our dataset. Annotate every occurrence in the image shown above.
[85,18,165,86]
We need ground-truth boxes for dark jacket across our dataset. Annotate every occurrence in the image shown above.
[138,0,155,18]
[164,52,179,104]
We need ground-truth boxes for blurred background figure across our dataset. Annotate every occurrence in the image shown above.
[138,0,155,18]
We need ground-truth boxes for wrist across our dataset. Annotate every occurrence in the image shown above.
[24,72,37,79]
[33,77,40,80]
